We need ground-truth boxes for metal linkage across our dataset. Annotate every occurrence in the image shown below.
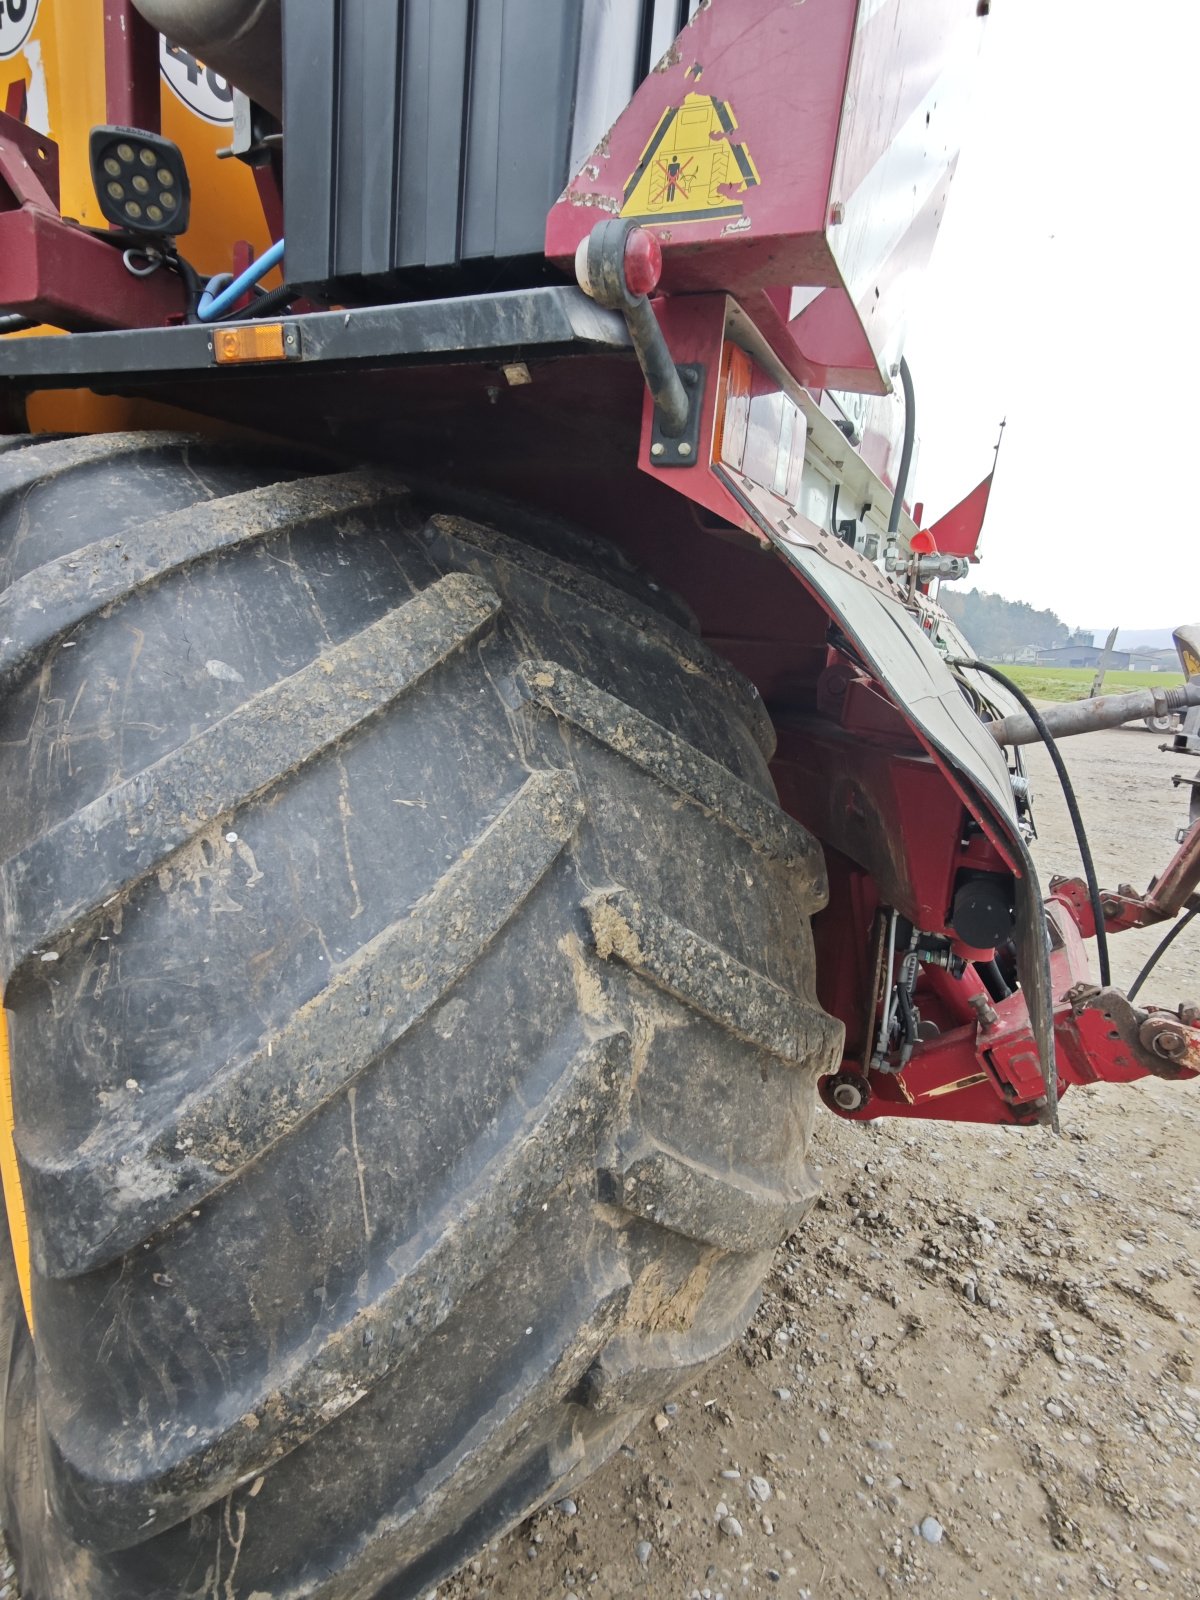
[820,892,1199,1128]
[988,682,1200,747]
[1051,817,1200,937]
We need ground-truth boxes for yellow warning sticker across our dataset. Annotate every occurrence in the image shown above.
[621,92,760,225]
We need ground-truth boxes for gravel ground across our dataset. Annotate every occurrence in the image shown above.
[3,725,1197,1600]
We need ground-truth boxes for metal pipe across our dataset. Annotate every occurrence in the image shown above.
[133,0,282,116]
[624,296,690,437]
[1145,818,1200,919]
[988,682,1200,747]
[887,356,915,536]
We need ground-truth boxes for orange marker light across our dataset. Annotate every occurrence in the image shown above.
[213,323,291,365]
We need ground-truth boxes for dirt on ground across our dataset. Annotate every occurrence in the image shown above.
[438,723,1200,1600]
[3,726,1197,1600]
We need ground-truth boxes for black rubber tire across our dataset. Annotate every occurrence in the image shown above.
[0,433,841,1600]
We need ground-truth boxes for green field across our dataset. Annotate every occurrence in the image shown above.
[991,664,1184,703]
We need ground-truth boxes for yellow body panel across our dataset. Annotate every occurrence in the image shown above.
[2,2,275,432]
[0,1008,33,1334]
[3,1,271,259]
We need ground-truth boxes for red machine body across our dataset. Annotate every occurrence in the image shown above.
[547,0,1200,1126]
[2,0,1196,1130]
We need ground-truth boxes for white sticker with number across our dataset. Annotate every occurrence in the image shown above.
[0,0,39,60]
[159,33,234,124]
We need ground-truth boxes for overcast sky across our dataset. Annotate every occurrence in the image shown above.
[904,0,1196,633]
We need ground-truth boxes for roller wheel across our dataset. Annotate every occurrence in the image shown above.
[0,433,841,1599]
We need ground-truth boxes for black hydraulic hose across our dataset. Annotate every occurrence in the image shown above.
[213,281,296,321]
[949,657,1112,987]
[1128,905,1199,1002]
[167,251,204,324]
[977,957,1013,1001]
[0,314,35,335]
[888,356,916,536]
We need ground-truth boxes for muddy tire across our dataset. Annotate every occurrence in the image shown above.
[0,434,841,1600]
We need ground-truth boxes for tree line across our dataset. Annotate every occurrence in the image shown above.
[939,588,1074,660]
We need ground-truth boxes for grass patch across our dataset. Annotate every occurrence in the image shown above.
[989,665,1184,703]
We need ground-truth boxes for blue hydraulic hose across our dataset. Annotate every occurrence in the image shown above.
[197,238,285,321]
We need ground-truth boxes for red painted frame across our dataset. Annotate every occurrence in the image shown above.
[4,0,1192,1130]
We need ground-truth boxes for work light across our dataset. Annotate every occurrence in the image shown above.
[88,126,191,237]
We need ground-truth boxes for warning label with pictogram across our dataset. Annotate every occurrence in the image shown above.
[621,92,760,225]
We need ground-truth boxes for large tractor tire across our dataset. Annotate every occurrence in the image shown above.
[0,434,841,1599]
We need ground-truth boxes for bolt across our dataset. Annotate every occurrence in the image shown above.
[1139,1016,1188,1060]
[1152,1029,1187,1061]
[968,992,999,1029]
[682,367,698,386]
[677,441,693,457]
[650,441,666,458]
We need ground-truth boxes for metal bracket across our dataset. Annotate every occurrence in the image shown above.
[218,91,283,167]
[1067,983,1200,1078]
[648,363,705,467]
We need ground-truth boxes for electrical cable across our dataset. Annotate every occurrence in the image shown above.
[1128,905,1199,1002]
[121,248,162,277]
[888,355,915,536]
[164,250,204,323]
[200,272,235,308]
[949,656,1111,987]
[830,481,839,537]
[51,221,206,321]
[197,238,286,321]
[212,281,295,321]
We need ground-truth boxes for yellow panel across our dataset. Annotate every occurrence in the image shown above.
[2,2,275,292]
[24,388,263,435]
[160,54,276,278]
[0,1008,34,1336]
[4,0,108,228]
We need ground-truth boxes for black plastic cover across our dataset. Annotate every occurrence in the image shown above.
[282,0,694,296]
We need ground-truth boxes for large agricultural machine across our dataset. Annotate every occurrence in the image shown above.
[0,3,1196,1596]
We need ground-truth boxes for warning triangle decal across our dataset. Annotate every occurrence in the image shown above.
[621,92,760,225]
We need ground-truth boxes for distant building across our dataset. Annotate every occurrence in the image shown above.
[994,644,1039,664]
[1035,644,1130,669]
[1126,648,1180,672]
